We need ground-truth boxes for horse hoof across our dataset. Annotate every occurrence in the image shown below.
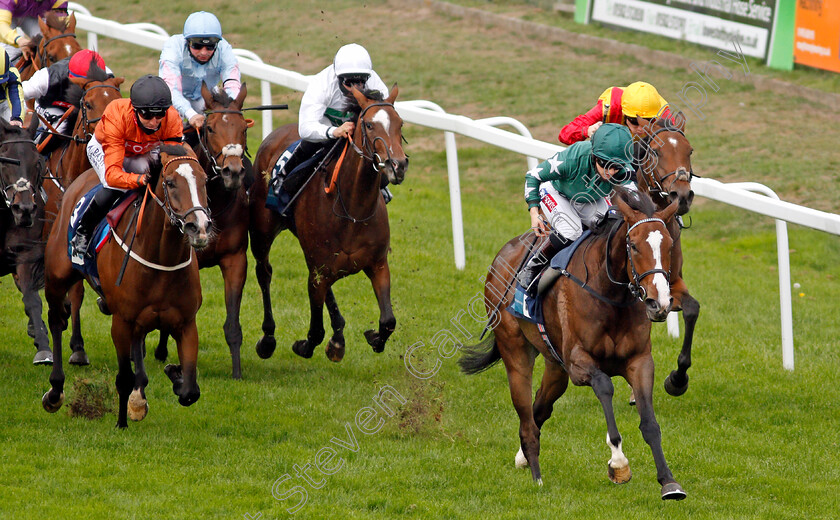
[535,478,543,487]
[164,364,183,383]
[514,447,529,469]
[292,340,314,359]
[42,390,64,413]
[255,335,277,359]
[628,390,636,406]
[325,338,345,362]
[97,297,112,315]
[664,371,689,396]
[32,350,53,365]
[128,390,148,421]
[178,390,200,407]
[608,463,632,484]
[364,330,385,353]
[68,350,90,366]
[661,482,687,500]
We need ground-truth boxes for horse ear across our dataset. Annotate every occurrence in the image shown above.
[68,76,87,88]
[111,77,126,88]
[656,198,680,224]
[66,12,77,32]
[611,188,639,222]
[386,83,399,104]
[234,82,247,109]
[26,111,39,138]
[38,16,48,35]
[201,83,213,108]
[350,86,369,110]
[181,142,197,158]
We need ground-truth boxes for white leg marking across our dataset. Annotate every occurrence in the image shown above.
[645,229,671,307]
[606,432,629,469]
[515,446,529,468]
[175,163,209,231]
[372,110,390,133]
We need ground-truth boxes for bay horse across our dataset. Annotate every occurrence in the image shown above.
[42,145,213,428]
[17,12,81,82]
[154,83,252,379]
[634,114,700,398]
[249,85,407,362]
[459,188,686,500]
[0,118,50,364]
[38,71,124,367]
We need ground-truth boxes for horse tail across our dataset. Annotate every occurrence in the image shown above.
[458,332,501,375]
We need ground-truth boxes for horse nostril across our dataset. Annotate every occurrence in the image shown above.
[204,220,212,233]
[645,298,661,314]
[183,222,198,235]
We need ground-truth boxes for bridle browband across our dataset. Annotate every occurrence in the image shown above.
[38,32,78,71]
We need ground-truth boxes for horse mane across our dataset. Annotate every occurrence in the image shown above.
[159,144,189,157]
[209,88,234,108]
[85,60,109,82]
[343,87,386,117]
[43,11,70,31]
[615,186,656,217]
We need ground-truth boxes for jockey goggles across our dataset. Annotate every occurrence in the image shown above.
[188,37,219,51]
[136,106,168,119]
[340,74,369,88]
[595,156,622,172]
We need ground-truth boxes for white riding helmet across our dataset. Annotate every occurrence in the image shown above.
[333,44,373,78]
[183,11,223,40]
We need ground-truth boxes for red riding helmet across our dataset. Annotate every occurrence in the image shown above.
[68,50,106,79]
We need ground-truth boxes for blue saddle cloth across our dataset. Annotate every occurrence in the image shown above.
[266,140,330,216]
[67,186,113,291]
[506,230,592,325]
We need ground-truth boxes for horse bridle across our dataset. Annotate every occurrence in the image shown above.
[78,83,121,142]
[638,127,695,201]
[605,217,671,302]
[0,139,44,208]
[147,155,211,232]
[197,109,247,181]
[349,102,406,173]
[38,32,77,70]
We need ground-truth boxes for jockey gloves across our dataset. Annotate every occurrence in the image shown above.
[69,50,107,79]
[334,43,373,78]
[183,11,223,40]
[621,81,667,119]
[591,124,634,174]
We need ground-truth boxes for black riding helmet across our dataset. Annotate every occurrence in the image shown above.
[130,75,172,109]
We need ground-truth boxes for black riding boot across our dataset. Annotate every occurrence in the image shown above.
[518,233,572,295]
[70,187,121,263]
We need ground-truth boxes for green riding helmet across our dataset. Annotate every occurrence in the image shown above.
[591,123,634,173]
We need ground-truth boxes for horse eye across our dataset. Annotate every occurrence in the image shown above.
[364,121,373,130]
[630,242,639,252]
[206,126,215,134]
[84,102,93,110]
[165,180,176,188]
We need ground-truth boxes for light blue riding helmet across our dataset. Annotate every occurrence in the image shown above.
[183,11,223,41]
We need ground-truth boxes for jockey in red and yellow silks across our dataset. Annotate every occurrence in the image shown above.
[559,82,675,145]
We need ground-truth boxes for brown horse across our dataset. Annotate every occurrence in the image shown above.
[36,73,124,366]
[154,83,252,379]
[635,115,700,397]
[460,189,686,500]
[18,13,81,81]
[0,118,50,363]
[42,145,212,428]
[249,86,407,362]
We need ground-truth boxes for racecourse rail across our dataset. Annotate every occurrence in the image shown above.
[66,3,840,371]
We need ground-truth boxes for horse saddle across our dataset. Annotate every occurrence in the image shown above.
[67,186,139,280]
[266,140,330,216]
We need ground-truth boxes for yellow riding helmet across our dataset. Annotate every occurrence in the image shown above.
[621,81,666,119]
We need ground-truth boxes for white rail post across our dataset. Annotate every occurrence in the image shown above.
[233,50,273,139]
[67,3,97,50]
[399,100,465,270]
[726,183,794,370]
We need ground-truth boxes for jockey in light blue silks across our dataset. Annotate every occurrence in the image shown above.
[158,11,241,135]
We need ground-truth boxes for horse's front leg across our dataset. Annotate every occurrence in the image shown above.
[586,363,633,485]
[324,288,346,362]
[219,252,247,379]
[16,263,52,365]
[67,281,90,366]
[626,353,686,500]
[42,275,72,412]
[664,280,700,397]
[127,332,149,422]
[292,269,328,359]
[363,260,395,353]
[252,232,277,360]
[165,322,201,407]
[110,316,135,428]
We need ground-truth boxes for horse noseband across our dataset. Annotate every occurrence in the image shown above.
[625,217,671,302]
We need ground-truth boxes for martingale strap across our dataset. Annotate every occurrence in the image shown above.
[536,323,565,369]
